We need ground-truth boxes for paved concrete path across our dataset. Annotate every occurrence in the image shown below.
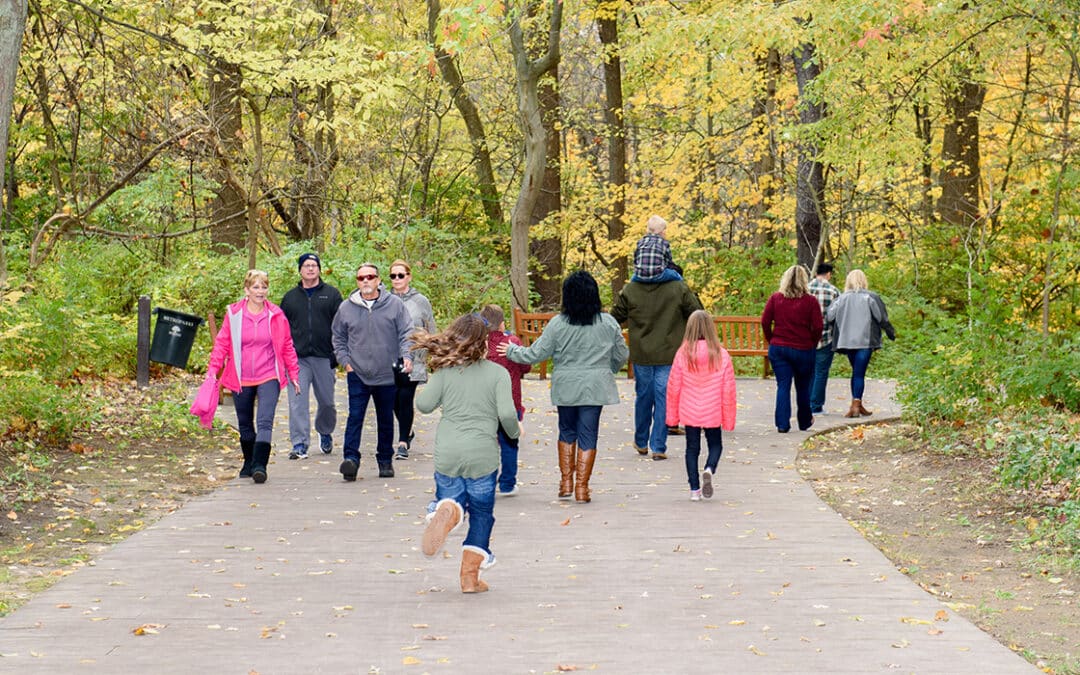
[1,376,1036,674]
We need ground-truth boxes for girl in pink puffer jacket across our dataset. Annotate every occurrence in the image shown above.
[666,310,737,501]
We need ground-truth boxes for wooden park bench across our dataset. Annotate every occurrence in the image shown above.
[512,308,771,379]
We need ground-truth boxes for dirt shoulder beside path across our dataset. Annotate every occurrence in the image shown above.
[798,422,1080,674]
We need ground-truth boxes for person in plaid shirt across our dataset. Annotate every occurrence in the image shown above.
[809,263,841,414]
[632,215,683,283]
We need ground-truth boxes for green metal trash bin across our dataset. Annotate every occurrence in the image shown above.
[150,308,204,369]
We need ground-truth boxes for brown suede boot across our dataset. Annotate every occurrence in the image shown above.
[557,441,577,500]
[857,400,873,416]
[460,549,489,593]
[844,399,860,418]
[575,449,596,503]
[422,499,462,556]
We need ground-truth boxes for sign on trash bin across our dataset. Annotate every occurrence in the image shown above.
[149,308,204,369]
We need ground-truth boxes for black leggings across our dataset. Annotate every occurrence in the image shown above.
[394,380,419,444]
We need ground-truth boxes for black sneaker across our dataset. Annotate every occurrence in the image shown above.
[339,459,358,482]
[378,462,394,478]
[395,442,409,460]
[319,434,333,454]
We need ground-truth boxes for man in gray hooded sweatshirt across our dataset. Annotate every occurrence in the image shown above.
[332,262,414,480]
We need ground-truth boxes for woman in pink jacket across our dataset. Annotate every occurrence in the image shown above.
[666,310,737,501]
[208,270,301,483]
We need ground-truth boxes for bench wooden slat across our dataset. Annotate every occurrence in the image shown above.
[512,308,771,379]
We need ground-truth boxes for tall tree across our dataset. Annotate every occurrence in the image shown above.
[0,0,28,285]
[596,0,627,294]
[508,0,563,310]
[426,0,504,229]
[791,32,826,271]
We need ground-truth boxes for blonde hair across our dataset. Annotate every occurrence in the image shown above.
[244,269,269,289]
[646,214,668,234]
[778,265,810,298]
[844,269,869,292]
[389,259,411,275]
[680,310,724,373]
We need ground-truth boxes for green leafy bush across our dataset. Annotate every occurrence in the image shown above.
[897,321,1080,425]
[0,374,99,445]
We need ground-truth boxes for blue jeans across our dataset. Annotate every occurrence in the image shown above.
[810,347,835,413]
[343,372,396,464]
[497,411,524,493]
[233,380,280,444]
[845,348,873,400]
[434,470,497,556]
[633,364,671,454]
[767,345,815,432]
[557,405,602,449]
[684,426,723,490]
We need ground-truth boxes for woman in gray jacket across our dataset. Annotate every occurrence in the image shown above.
[389,259,437,460]
[826,269,896,418]
[499,271,629,503]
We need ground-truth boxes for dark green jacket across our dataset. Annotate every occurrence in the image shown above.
[610,281,702,365]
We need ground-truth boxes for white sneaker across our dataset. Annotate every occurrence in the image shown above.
[701,469,713,499]
[690,489,702,501]
[497,485,520,497]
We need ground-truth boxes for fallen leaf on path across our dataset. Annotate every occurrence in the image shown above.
[561,517,571,526]
[132,623,164,635]
[402,656,421,665]
[556,665,578,672]
[934,610,949,622]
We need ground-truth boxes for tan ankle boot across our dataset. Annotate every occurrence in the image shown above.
[844,399,860,418]
[460,549,489,593]
[422,499,462,556]
[557,441,577,500]
[857,400,873,416]
[575,449,596,503]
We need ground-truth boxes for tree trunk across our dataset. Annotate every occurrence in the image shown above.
[597,9,627,295]
[937,73,986,227]
[508,0,563,310]
[528,61,562,309]
[285,1,339,244]
[750,48,780,248]
[792,38,825,271]
[427,0,503,229]
[207,56,246,251]
[0,0,28,286]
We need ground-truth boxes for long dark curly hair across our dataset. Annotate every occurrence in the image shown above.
[561,271,602,326]
[411,314,489,371]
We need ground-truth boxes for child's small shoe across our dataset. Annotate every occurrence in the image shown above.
[701,469,714,499]
[690,489,702,501]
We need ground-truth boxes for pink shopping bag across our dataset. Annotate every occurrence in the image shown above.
[189,374,220,430]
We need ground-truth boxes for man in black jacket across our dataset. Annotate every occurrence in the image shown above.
[280,253,343,459]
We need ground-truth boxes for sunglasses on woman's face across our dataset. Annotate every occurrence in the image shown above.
[356,274,378,281]
[389,273,407,280]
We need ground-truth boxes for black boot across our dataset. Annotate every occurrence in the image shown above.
[239,439,255,478]
[251,441,271,484]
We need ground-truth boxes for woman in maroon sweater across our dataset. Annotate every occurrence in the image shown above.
[761,265,823,433]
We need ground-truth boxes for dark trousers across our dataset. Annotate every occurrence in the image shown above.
[394,379,419,444]
[684,426,723,491]
[343,372,396,464]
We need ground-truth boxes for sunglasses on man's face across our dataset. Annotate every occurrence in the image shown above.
[389,273,407,280]
[356,274,378,281]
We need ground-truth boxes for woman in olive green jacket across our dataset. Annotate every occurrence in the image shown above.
[499,271,629,503]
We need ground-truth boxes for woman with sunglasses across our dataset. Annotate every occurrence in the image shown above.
[388,259,436,460]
